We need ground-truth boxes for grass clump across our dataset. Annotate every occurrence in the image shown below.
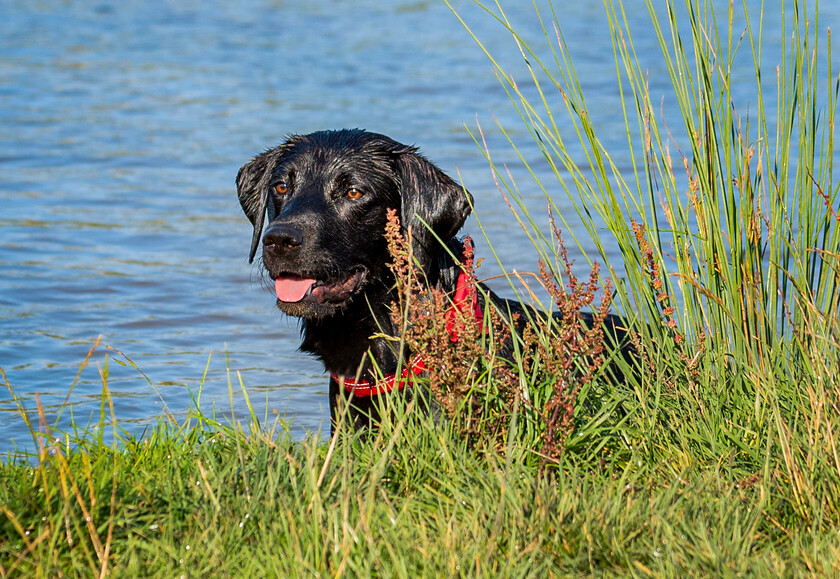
[451,0,840,523]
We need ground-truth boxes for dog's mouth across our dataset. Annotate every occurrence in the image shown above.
[273,268,366,305]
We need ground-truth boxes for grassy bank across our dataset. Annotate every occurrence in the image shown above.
[0,387,838,576]
[3,0,840,575]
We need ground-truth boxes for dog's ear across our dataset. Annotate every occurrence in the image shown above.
[236,149,281,263]
[392,148,473,271]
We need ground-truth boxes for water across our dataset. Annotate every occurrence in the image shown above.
[1,0,836,453]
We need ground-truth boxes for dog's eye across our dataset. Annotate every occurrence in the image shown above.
[346,187,363,200]
[274,182,289,195]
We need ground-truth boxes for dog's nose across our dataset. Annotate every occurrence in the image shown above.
[263,224,303,254]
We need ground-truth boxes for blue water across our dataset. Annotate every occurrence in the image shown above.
[1,0,837,453]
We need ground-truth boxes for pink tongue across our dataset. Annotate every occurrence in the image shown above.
[275,276,317,303]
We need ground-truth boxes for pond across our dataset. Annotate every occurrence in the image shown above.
[1,0,836,453]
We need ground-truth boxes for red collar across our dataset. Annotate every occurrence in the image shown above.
[333,242,484,397]
[332,354,426,397]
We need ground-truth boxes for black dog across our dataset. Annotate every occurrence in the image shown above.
[237,129,474,429]
[237,129,630,432]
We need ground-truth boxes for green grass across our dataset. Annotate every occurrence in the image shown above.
[3,0,840,575]
[1,383,839,576]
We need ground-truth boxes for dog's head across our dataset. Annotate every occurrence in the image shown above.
[236,129,473,318]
